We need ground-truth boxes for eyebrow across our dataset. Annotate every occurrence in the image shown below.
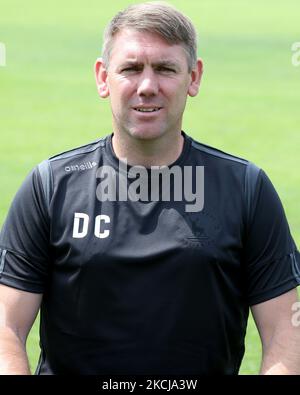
[118,60,182,71]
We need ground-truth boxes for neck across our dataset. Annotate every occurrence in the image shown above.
[111,132,184,167]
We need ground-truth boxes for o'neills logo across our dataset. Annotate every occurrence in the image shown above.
[65,161,97,172]
[95,158,205,213]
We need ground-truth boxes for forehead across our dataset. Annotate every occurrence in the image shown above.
[109,29,188,65]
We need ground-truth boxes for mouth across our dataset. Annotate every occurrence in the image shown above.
[133,107,162,113]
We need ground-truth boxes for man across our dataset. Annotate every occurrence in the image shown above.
[0,2,300,375]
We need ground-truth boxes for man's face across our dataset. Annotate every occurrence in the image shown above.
[95,29,202,141]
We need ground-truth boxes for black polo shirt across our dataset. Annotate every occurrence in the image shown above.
[0,132,299,374]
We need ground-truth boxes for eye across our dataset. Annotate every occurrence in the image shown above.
[121,66,141,73]
[156,66,176,73]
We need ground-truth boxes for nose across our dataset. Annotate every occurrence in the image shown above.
[136,69,159,97]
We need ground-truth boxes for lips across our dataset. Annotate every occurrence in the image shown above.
[133,106,162,113]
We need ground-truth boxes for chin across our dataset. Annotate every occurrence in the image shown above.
[129,128,166,141]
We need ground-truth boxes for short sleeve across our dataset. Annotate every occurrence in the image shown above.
[0,166,51,293]
[244,169,300,305]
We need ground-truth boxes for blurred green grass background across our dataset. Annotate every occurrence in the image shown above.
[0,0,299,374]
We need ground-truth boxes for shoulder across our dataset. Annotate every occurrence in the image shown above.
[186,132,262,184]
[47,136,107,163]
[35,135,109,207]
[36,135,109,180]
[185,133,262,220]
[187,134,250,167]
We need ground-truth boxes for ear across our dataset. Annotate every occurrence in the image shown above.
[94,57,110,98]
[188,59,204,97]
